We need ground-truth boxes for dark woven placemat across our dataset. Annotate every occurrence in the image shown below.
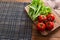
[0,2,32,40]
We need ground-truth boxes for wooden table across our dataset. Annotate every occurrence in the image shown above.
[1,0,60,40]
[0,0,31,2]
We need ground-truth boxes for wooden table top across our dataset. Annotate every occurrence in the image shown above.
[0,0,31,2]
[1,0,60,40]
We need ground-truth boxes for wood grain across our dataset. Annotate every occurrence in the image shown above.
[0,0,31,2]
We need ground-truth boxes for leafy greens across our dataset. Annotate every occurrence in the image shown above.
[28,0,52,20]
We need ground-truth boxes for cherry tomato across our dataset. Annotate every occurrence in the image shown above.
[46,22,54,30]
[47,14,55,21]
[38,15,47,22]
[37,22,46,31]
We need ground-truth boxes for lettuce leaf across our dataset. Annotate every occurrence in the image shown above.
[28,0,52,20]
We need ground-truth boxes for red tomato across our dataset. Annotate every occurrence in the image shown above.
[37,22,46,31]
[47,14,55,21]
[38,15,47,22]
[46,22,54,30]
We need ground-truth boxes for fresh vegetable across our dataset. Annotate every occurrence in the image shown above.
[46,22,54,30]
[28,0,52,20]
[27,0,55,31]
[37,22,46,31]
[38,15,47,22]
[37,14,55,31]
[47,14,55,21]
